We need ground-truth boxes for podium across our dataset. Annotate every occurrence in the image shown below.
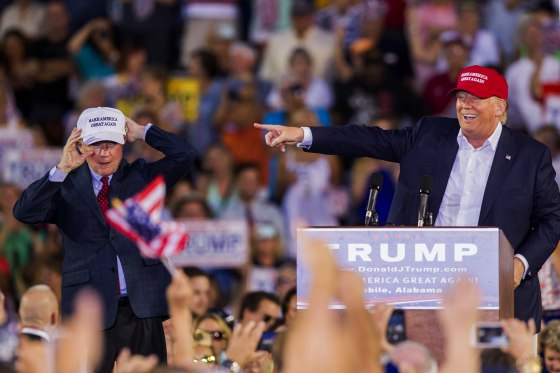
[296,227,514,362]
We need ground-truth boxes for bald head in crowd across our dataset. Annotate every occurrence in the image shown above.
[19,285,60,330]
[389,341,437,373]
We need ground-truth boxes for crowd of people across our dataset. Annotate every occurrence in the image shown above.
[1,0,560,372]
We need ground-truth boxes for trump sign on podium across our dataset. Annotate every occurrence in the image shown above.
[296,227,510,310]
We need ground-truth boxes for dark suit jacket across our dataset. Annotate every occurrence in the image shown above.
[309,116,560,325]
[14,125,196,329]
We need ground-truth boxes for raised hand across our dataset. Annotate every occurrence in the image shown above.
[369,303,395,354]
[166,270,192,310]
[253,123,305,152]
[55,290,103,373]
[337,270,383,373]
[125,117,146,143]
[165,271,195,368]
[438,279,481,373]
[226,320,265,367]
[57,128,94,173]
[501,318,536,360]
[115,348,159,373]
[284,238,361,373]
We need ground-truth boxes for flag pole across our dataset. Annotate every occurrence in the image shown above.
[161,255,177,276]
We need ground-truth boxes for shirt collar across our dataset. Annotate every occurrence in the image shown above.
[89,168,113,185]
[457,122,503,151]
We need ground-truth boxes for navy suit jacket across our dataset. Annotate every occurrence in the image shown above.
[309,117,560,325]
[14,125,196,329]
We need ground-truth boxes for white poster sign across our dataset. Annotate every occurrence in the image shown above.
[171,219,249,268]
[2,148,62,189]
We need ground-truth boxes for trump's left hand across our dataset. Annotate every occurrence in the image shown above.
[513,257,525,289]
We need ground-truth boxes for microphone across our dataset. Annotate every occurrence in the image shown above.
[365,172,384,226]
[417,175,433,227]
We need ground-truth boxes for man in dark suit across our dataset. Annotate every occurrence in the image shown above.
[255,65,560,330]
[14,107,196,372]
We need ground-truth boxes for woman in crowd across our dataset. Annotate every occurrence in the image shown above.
[197,143,236,217]
[192,313,232,365]
[540,320,560,373]
[67,18,118,81]
[266,47,332,112]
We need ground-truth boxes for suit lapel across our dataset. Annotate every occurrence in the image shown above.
[70,165,107,224]
[478,127,515,224]
[108,166,124,209]
[431,134,459,221]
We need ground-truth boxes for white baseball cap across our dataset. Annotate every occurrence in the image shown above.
[77,107,126,145]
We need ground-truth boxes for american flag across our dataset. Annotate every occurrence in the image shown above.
[106,175,189,258]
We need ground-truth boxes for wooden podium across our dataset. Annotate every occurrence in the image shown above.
[296,227,514,363]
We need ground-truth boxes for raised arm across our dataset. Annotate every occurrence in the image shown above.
[134,118,197,186]
[14,128,94,224]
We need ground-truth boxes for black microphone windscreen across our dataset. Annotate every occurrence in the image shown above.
[419,175,433,193]
[369,172,384,190]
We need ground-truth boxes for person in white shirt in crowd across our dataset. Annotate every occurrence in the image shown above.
[0,0,45,40]
[179,0,237,68]
[259,0,335,86]
[505,12,560,134]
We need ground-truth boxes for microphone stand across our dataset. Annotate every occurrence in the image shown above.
[365,210,379,226]
[365,172,383,226]
[417,175,434,227]
[423,212,433,227]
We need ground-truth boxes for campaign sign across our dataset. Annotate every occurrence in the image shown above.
[171,220,248,267]
[544,94,560,128]
[167,77,200,122]
[2,148,63,189]
[296,227,500,310]
[0,129,35,168]
[247,266,278,293]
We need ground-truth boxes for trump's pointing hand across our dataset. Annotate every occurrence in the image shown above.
[254,123,304,152]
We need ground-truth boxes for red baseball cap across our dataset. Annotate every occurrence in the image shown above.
[448,65,508,99]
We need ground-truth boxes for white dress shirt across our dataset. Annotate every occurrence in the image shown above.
[434,124,501,226]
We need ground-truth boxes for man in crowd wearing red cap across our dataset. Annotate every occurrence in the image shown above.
[255,65,560,331]
[14,107,197,372]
